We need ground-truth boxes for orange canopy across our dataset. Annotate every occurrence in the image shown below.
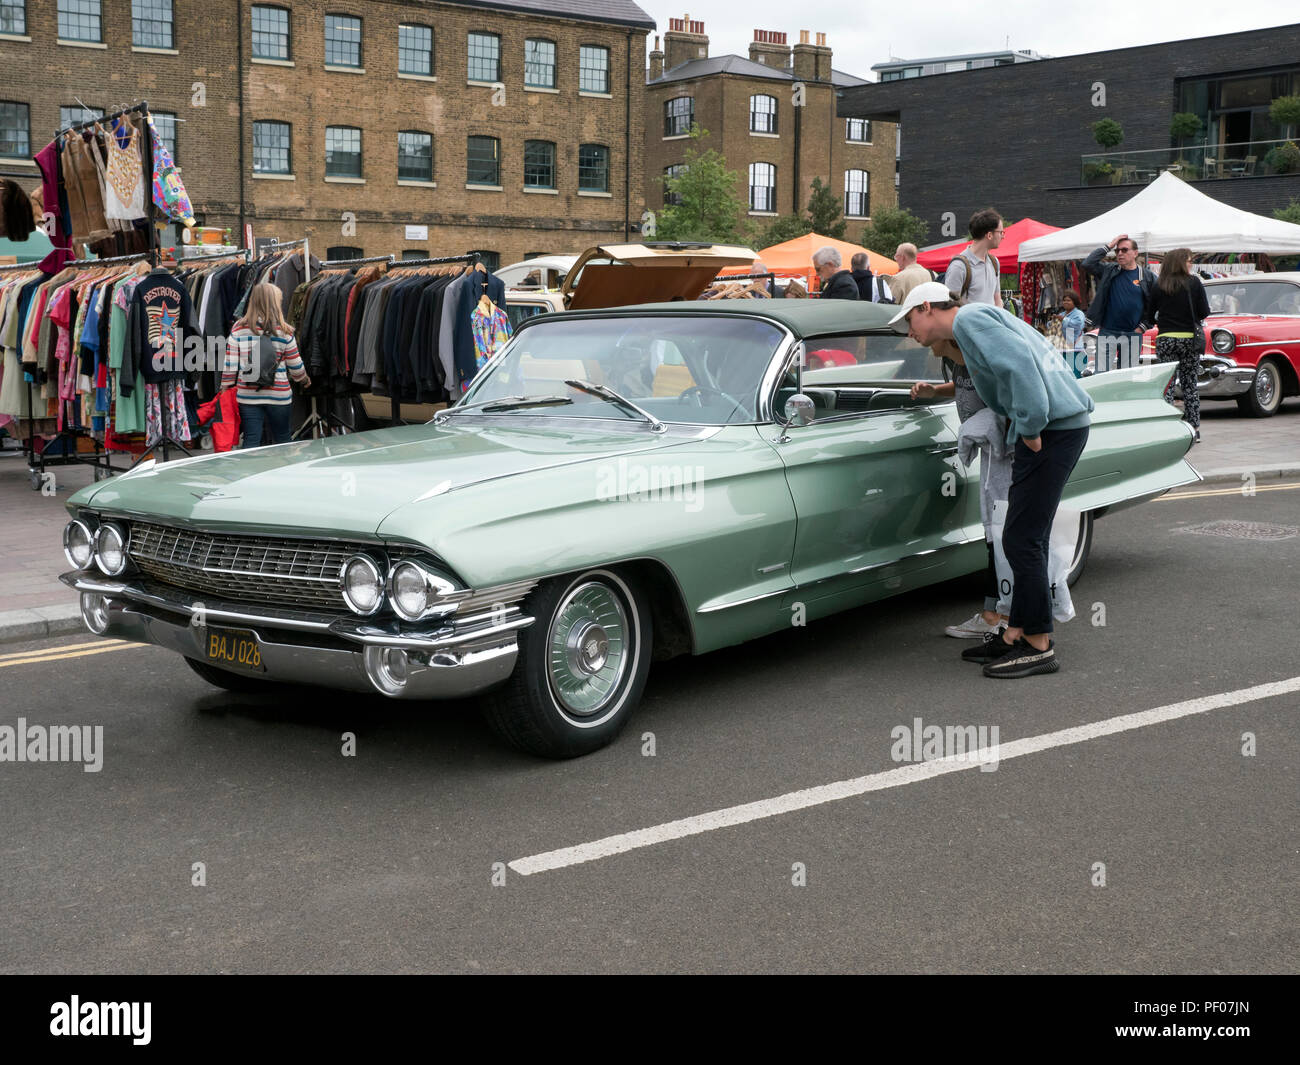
[719,233,897,288]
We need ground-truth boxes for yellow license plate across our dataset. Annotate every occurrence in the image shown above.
[205,629,266,672]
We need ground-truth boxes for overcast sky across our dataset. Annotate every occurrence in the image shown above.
[643,0,1298,78]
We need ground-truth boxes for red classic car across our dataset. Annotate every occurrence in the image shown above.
[1081,272,1300,416]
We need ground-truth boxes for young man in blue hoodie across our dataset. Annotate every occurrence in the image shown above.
[890,282,1095,678]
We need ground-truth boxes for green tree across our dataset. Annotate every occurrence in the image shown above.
[1269,95,1300,140]
[655,126,748,243]
[1090,118,1124,149]
[762,213,813,245]
[859,205,929,257]
[806,177,847,239]
[1275,197,1300,225]
[1170,112,1204,147]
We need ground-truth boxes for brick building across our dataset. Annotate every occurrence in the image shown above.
[0,0,654,267]
[644,19,896,235]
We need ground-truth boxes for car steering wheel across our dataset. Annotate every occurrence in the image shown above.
[677,384,744,411]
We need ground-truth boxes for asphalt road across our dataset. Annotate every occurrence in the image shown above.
[2,483,1297,974]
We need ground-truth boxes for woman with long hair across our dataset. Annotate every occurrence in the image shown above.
[1149,248,1210,442]
[221,282,310,447]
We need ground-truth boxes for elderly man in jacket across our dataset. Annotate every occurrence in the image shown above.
[1082,234,1156,373]
[813,246,860,300]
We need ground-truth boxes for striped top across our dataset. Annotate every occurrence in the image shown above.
[221,327,308,406]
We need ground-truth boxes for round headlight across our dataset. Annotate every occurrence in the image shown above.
[63,519,95,569]
[340,555,384,615]
[1211,329,1236,355]
[389,561,432,622]
[93,523,128,576]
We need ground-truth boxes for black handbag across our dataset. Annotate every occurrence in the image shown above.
[1186,281,1206,352]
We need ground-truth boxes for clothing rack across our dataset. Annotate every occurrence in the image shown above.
[707,272,782,298]
[319,254,396,268]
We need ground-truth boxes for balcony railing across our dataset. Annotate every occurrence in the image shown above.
[1081,139,1300,186]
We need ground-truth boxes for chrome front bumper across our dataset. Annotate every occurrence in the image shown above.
[1173,361,1254,399]
[60,571,533,700]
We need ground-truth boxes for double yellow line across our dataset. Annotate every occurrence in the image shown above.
[0,638,143,669]
[1160,481,1300,502]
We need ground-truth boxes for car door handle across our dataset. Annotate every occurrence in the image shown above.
[926,445,959,456]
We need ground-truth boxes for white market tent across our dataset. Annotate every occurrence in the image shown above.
[1019,171,1300,260]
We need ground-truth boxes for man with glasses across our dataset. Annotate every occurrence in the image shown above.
[943,208,1005,309]
[1082,233,1156,372]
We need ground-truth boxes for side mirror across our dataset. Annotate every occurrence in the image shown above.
[784,394,815,427]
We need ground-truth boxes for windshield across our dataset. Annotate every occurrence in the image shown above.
[1206,281,1300,316]
[459,315,787,424]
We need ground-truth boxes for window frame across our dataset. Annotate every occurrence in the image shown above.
[750,94,778,135]
[325,124,363,179]
[0,0,26,37]
[523,139,556,190]
[664,96,693,138]
[57,0,102,43]
[844,168,870,218]
[579,44,609,94]
[662,163,684,206]
[397,129,433,183]
[252,119,292,175]
[251,5,291,61]
[845,117,871,143]
[467,30,500,83]
[131,0,173,49]
[470,249,500,272]
[151,109,178,164]
[397,23,433,77]
[524,37,556,89]
[578,143,609,192]
[748,161,776,212]
[466,134,500,186]
[0,100,29,160]
[59,104,103,130]
[324,12,362,69]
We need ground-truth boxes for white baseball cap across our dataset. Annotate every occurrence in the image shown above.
[887,280,957,328]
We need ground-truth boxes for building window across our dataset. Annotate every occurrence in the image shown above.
[253,120,291,173]
[325,14,361,68]
[466,135,499,185]
[523,140,555,189]
[749,162,776,212]
[326,244,362,259]
[471,250,500,272]
[152,110,177,163]
[578,143,609,192]
[579,45,609,93]
[398,130,432,182]
[132,0,172,48]
[60,104,102,129]
[1,1,26,35]
[664,96,693,137]
[58,0,101,42]
[251,5,290,61]
[846,118,871,143]
[325,125,362,178]
[663,163,683,206]
[844,169,869,217]
[524,38,555,88]
[468,31,500,82]
[0,101,29,159]
[750,95,777,134]
[398,24,432,76]
[400,249,428,260]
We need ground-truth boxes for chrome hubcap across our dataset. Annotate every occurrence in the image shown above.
[1256,366,1277,407]
[548,581,629,718]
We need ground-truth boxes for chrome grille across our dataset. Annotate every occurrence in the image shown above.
[127,521,362,611]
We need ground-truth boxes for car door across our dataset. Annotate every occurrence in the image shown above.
[767,333,981,618]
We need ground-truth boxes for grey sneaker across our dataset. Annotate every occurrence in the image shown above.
[982,637,1059,679]
[945,612,1005,639]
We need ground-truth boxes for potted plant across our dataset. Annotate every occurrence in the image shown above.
[1170,112,1204,176]
[1265,141,1300,175]
[1269,95,1300,141]
[1089,119,1124,182]
[1083,161,1115,186]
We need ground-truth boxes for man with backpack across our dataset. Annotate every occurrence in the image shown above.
[943,208,1005,308]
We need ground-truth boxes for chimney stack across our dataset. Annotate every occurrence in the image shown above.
[648,34,663,81]
[749,29,790,69]
[663,14,708,72]
[791,29,832,82]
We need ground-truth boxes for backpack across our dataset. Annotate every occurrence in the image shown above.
[239,332,281,390]
[872,275,895,304]
[951,252,989,299]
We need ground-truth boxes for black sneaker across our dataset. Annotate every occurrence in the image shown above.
[961,628,1015,663]
[982,637,1059,678]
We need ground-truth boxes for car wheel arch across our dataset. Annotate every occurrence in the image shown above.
[605,557,696,660]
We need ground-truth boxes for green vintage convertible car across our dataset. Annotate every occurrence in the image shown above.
[61,301,1197,757]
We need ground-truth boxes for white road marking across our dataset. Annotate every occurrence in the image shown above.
[508,676,1300,876]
